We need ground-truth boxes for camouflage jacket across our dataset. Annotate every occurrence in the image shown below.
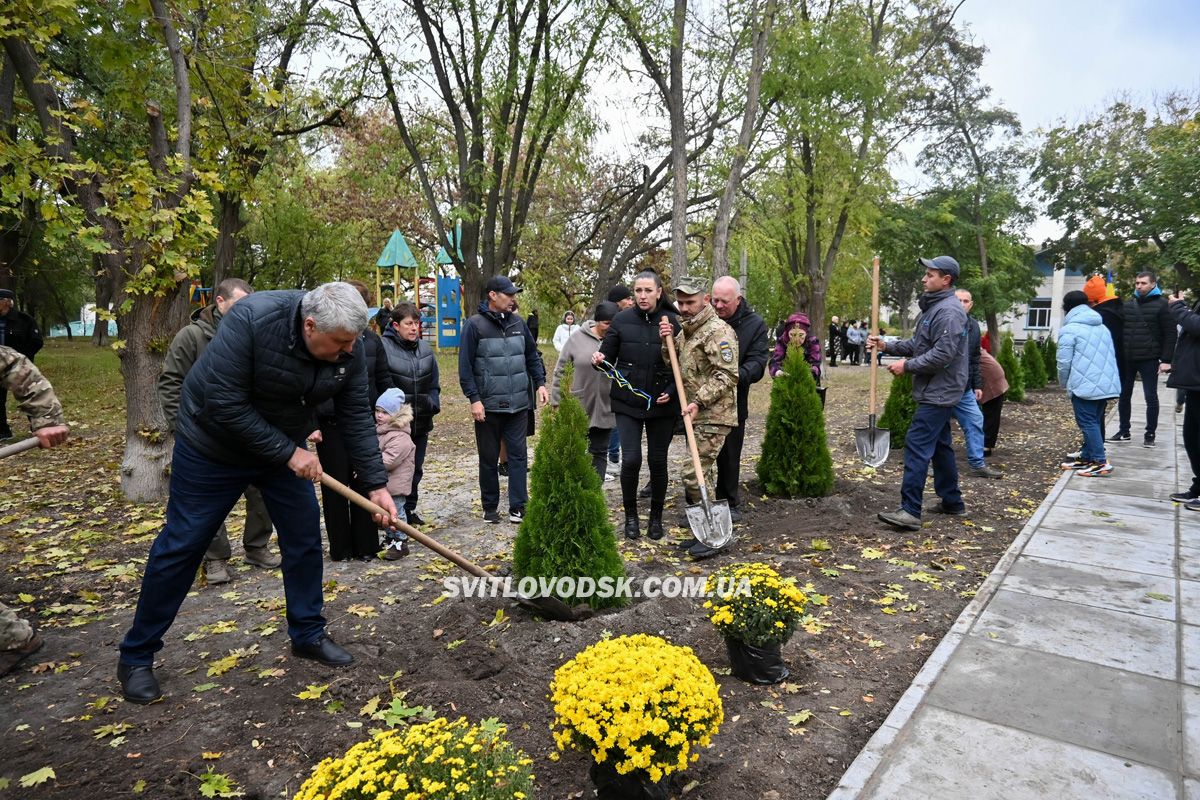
[0,345,64,431]
[664,303,738,427]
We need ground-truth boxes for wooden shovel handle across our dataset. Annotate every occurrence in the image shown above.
[664,331,709,494]
[0,437,40,460]
[318,474,491,579]
[869,255,881,416]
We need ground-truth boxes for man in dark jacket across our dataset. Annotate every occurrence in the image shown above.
[459,275,547,524]
[1167,289,1200,509]
[158,278,277,584]
[0,288,44,440]
[871,256,969,530]
[710,276,769,522]
[117,283,398,706]
[1111,271,1176,447]
[381,301,441,525]
[828,316,840,367]
[951,290,1002,479]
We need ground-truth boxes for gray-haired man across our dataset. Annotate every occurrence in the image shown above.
[117,283,398,705]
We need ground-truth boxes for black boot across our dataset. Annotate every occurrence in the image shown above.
[118,663,163,704]
[647,514,664,540]
[624,514,640,539]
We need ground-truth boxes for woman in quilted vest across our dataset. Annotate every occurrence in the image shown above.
[1057,290,1122,477]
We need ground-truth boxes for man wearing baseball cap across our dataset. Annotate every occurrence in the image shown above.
[868,255,970,530]
[459,275,547,524]
[0,288,44,440]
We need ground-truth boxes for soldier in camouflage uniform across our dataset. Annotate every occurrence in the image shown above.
[658,276,738,558]
[0,345,69,674]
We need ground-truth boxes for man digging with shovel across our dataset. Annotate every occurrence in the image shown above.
[659,276,738,559]
[869,256,970,531]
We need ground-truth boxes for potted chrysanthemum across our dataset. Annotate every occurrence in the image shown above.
[704,562,809,684]
[549,634,723,799]
[294,716,535,800]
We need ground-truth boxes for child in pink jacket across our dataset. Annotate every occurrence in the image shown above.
[375,388,416,559]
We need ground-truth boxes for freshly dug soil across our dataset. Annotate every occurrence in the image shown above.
[0,364,1077,799]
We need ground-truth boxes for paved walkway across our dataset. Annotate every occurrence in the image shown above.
[830,392,1195,800]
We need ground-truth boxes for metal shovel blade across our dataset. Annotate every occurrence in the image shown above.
[855,418,891,468]
[686,492,733,550]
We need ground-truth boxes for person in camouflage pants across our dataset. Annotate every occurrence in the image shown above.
[659,276,738,558]
[0,345,69,674]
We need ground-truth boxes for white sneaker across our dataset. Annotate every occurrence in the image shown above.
[1066,450,1082,460]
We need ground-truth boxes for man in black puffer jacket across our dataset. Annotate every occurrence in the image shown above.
[382,301,441,525]
[117,283,398,706]
[710,276,769,522]
[459,275,547,524]
[1111,271,1176,447]
[1167,289,1200,508]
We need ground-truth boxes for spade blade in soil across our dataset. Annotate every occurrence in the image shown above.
[686,493,733,550]
[855,417,890,468]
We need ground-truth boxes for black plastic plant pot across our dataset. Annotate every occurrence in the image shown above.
[725,636,790,685]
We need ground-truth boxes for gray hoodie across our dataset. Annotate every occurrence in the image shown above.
[550,320,615,429]
[887,288,969,407]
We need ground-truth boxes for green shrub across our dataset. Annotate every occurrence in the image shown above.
[1041,336,1058,382]
[877,370,916,445]
[756,346,833,497]
[999,332,1025,401]
[1021,337,1047,389]
[512,367,626,609]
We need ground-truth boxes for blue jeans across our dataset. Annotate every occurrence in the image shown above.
[1117,359,1161,437]
[901,404,963,517]
[1071,395,1108,463]
[475,412,528,512]
[952,389,986,468]
[119,437,327,666]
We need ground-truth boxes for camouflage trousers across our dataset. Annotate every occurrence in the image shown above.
[682,423,733,496]
[0,601,33,651]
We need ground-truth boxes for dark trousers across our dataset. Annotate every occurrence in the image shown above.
[475,411,528,512]
[406,429,429,515]
[1185,391,1200,495]
[204,484,274,561]
[1118,359,1162,437]
[616,413,674,517]
[900,404,963,517]
[317,423,380,560]
[588,426,614,482]
[981,395,1005,451]
[608,428,620,462]
[0,388,10,434]
[119,437,327,666]
[715,417,748,508]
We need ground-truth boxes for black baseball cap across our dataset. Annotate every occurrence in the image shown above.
[917,255,960,278]
[484,275,522,295]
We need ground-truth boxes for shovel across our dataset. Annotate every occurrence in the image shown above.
[0,438,40,459]
[318,474,581,621]
[663,333,734,550]
[855,255,891,468]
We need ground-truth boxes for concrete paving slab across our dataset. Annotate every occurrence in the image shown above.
[1184,625,1200,687]
[1039,505,1174,543]
[1003,555,1177,620]
[1182,526,1200,551]
[1187,779,1200,800]
[926,637,1180,769]
[972,589,1176,679]
[1067,476,1175,501]
[1183,580,1200,626]
[857,706,1177,800]
[1185,686,1200,777]
[1054,488,1179,520]
[1025,527,1176,578]
[1181,549,1200,583]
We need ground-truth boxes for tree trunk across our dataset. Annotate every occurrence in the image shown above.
[117,278,187,501]
[212,191,244,288]
[668,0,688,279]
[974,214,999,345]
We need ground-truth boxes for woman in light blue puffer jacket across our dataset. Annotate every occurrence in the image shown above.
[1057,290,1122,475]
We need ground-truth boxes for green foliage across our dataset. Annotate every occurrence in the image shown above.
[512,369,626,609]
[1041,336,1058,382]
[878,371,916,445]
[756,347,833,497]
[998,332,1025,401]
[1021,337,1047,389]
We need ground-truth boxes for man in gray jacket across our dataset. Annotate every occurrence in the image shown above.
[158,278,278,584]
[870,256,970,530]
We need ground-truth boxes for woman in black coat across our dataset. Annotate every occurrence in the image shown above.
[594,270,679,540]
[1168,291,1200,505]
[316,280,395,560]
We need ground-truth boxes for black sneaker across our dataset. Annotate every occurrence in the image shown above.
[0,425,12,442]
[508,508,524,524]
[483,509,501,524]
[1107,431,1131,443]
[1186,498,1200,513]
[1171,490,1198,503]
[498,462,509,477]
[638,482,652,499]
[1143,434,1156,448]
[405,512,425,527]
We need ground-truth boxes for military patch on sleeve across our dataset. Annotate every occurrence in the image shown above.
[719,341,735,363]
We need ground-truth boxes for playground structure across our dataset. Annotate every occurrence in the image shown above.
[376,229,463,348]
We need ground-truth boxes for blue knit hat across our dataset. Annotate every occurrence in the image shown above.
[375,387,406,415]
